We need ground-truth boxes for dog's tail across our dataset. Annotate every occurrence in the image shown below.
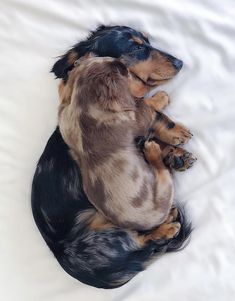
[33,203,192,289]
[51,204,192,289]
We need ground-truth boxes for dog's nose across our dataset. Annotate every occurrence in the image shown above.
[173,58,183,71]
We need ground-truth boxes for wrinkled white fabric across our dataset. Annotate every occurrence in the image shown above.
[0,0,235,300]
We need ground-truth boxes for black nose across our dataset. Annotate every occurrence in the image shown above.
[173,58,183,71]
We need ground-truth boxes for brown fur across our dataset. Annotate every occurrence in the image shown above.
[132,36,144,45]
[87,206,180,245]
[162,145,197,171]
[144,91,169,111]
[149,112,193,146]
[57,51,195,173]
[131,166,139,181]
[59,56,174,231]
[128,50,178,86]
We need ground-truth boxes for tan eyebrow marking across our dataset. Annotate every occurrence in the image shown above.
[141,31,148,40]
[132,36,144,45]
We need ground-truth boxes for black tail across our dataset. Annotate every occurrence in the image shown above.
[31,129,192,289]
[53,204,192,289]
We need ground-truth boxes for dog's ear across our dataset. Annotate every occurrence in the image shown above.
[51,50,79,79]
[109,60,128,77]
[51,50,97,79]
[95,60,136,112]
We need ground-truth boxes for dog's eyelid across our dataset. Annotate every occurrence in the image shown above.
[133,43,143,50]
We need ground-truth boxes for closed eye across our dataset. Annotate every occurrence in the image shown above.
[132,44,143,51]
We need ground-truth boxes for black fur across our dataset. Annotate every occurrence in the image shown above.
[32,25,191,289]
[155,111,163,121]
[167,121,176,129]
[32,128,191,289]
[51,25,182,81]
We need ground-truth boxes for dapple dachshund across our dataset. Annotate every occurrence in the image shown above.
[31,25,195,288]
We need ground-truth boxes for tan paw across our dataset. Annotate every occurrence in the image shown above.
[152,222,181,240]
[144,141,161,162]
[145,91,170,111]
[163,146,197,171]
[151,91,170,110]
[162,123,193,146]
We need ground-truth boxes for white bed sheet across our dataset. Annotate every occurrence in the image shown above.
[0,0,235,300]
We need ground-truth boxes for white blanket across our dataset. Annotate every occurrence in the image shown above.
[0,0,235,300]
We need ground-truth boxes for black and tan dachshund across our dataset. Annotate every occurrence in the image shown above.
[31,25,193,289]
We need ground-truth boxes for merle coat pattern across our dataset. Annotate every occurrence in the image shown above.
[31,25,193,289]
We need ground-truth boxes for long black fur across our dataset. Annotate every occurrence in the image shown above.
[32,128,191,289]
[31,25,192,289]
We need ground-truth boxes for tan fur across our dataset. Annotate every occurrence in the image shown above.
[150,112,192,146]
[132,207,181,248]
[162,145,197,171]
[127,73,150,98]
[141,31,148,39]
[58,57,174,231]
[132,36,144,45]
[86,206,180,245]
[88,211,116,230]
[128,50,177,86]
[144,91,170,111]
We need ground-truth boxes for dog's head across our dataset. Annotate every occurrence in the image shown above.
[60,55,136,113]
[52,25,183,95]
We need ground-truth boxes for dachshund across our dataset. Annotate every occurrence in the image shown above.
[58,54,188,232]
[31,25,195,289]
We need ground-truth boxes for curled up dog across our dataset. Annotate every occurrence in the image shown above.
[59,55,182,231]
[32,25,195,289]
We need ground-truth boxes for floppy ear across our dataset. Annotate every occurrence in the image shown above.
[51,49,97,79]
[109,60,128,77]
[51,50,79,79]
[95,60,136,112]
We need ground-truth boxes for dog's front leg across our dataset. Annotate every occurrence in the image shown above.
[144,91,170,111]
[149,111,192,146]
[143,91,192,146]
[134,94,197,171]
[135,91,190,143]
[148,120,197,172]
[134,91,169,137]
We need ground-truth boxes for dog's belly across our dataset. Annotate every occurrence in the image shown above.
[81,150,168,230]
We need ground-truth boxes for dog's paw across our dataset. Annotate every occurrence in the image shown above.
[152,222,181,240]
[144,141,161,162]
[164,123,193,146]
[151,91,170,110]
[145,91,170,111]
[163,146,197,171]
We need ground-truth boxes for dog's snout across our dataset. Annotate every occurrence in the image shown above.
[153,50,183,73]
[172,58,183,71]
